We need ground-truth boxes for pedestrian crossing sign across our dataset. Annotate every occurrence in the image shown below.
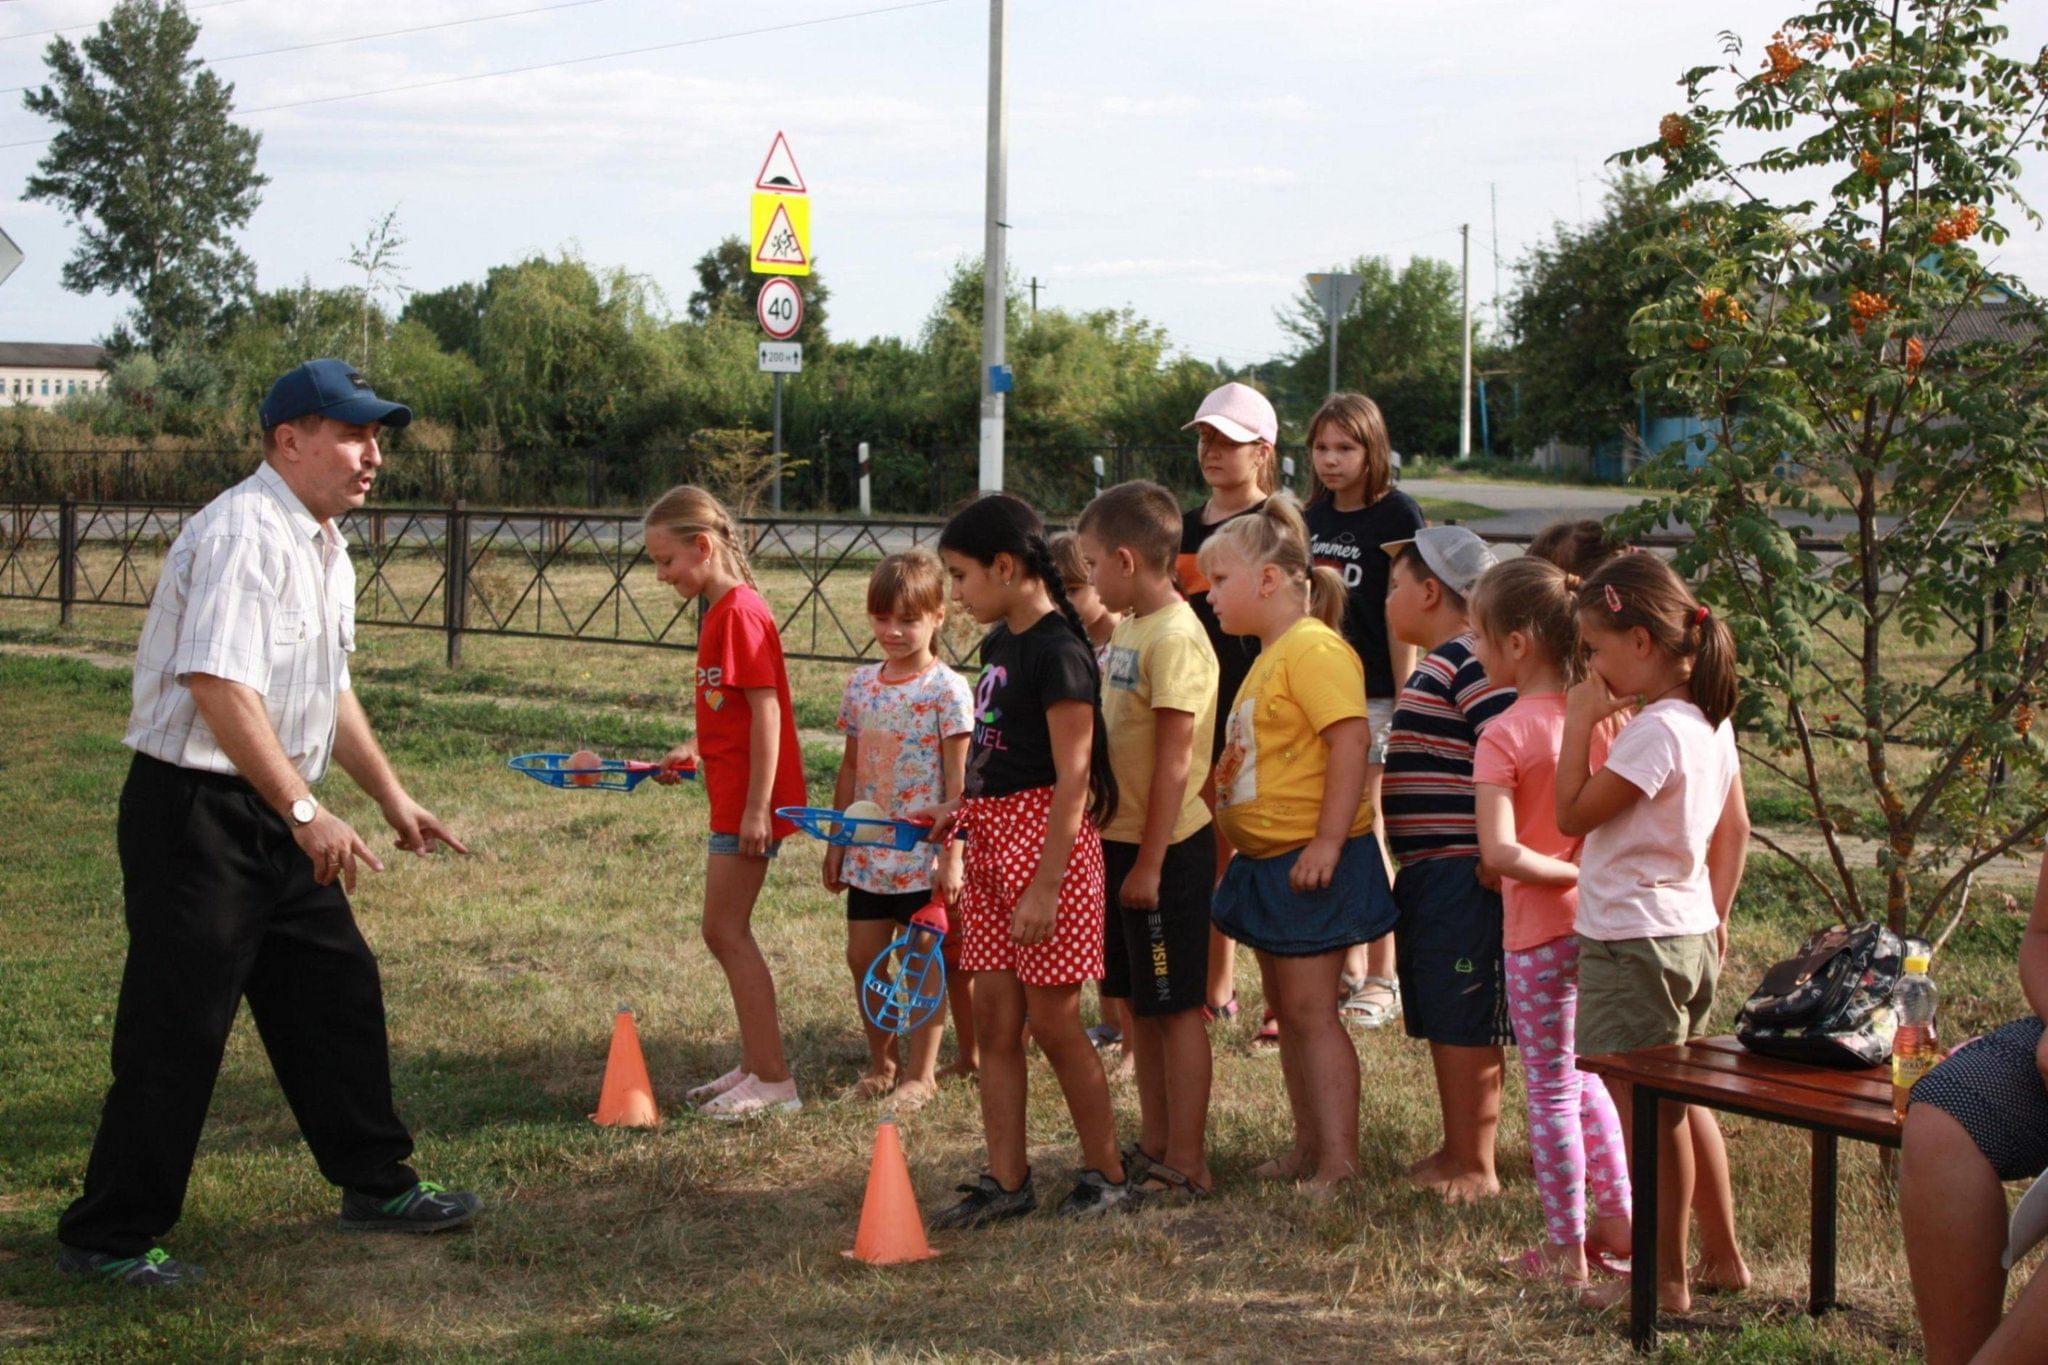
[750,193,810,276]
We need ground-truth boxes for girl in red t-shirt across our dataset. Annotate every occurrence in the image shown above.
[646,485,808,1120]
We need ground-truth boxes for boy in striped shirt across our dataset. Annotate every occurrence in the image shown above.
[1381,527,1515,1203]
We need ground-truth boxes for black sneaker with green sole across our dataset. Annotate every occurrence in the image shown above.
[338,1181,481,1233]
[927,1171,1036,1231]
[57,1245,204,1287]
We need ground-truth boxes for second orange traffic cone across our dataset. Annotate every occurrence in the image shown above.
[843,1119,938,1264]
[592,1006,660,1128]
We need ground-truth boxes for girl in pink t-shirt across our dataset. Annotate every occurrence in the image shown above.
[1555,552,1752,1315]
[1469,557,1630,1287]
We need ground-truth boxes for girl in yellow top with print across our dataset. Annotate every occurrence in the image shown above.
[1201,497,1398,1190]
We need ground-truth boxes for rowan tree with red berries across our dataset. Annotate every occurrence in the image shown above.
[1614,1,2048,939]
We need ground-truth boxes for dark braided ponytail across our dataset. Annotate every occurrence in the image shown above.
[1024,533,1095,655]
[940,494,1118,828]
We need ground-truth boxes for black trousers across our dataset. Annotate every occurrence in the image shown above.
[58,754,418,1256]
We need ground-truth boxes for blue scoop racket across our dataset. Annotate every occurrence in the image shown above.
[776,805,951,851]
[508,752,697,792]
[861,900,950,1035]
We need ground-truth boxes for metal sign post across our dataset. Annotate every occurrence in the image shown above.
[750,132,811,513]
[1307,271,1365,398]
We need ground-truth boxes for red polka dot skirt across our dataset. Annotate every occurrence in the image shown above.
[955,785,1105,986]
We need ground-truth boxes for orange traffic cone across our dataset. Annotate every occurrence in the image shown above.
[592,1006,660,1128]
[843,1119,939,1264]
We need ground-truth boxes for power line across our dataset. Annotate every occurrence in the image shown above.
[0,0,956,150]
[1,0,620,95]
[2,0,249,44]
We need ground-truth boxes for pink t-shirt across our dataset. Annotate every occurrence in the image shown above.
[1472,693,1610,951]
[1576,699,1738,942]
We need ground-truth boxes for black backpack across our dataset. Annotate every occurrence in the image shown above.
[1735,922,1904,1068]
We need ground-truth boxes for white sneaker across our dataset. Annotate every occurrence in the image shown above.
[701,1074,802,1120]
[685,1066,749,1105]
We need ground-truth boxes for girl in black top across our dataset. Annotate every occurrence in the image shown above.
[1303,392,1420,1029]
[920,494,1129,1227]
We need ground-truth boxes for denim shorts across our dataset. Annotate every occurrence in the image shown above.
[708,832,782,859]
[1211,831,1396,958]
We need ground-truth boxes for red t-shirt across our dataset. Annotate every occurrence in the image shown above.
[695,584,806,837]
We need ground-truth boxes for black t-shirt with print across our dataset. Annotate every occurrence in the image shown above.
[965,610,1100,799]
[1305,489,1426,702]
[1177,499,1266,762]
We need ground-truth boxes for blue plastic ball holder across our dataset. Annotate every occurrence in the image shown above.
[774,806,949,851]
[508,752,698,793]
[861,901,950,1035]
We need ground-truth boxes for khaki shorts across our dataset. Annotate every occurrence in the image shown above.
[1574,931,1719,1056]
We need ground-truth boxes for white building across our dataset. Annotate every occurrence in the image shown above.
[0,342,108,408]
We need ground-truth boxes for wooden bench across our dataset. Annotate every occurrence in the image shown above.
[1578,1035,1902,1351]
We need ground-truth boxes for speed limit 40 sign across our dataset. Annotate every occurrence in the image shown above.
[756,277,804,340]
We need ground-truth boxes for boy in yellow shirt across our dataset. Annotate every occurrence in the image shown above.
[1076,481,1219,1201]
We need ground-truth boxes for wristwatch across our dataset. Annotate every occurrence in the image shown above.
[289,795,319,827]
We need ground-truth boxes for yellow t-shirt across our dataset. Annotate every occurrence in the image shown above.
[1214,616,1373,858]
[1100,600,1218,845]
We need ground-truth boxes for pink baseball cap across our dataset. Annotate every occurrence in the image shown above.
[1182,382,1277,446]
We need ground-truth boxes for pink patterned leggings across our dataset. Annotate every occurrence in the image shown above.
[1505,935,1631,1245]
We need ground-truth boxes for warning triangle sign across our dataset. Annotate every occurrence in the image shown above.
[754,131,807,193]
[755,200,807,267]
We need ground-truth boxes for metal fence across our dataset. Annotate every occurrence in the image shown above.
[1,497,975,666]
[6,496,2005,698]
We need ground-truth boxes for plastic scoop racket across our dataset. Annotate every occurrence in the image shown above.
[861,900,949,1035]
[775,805,951,851]
[508,752,697,792]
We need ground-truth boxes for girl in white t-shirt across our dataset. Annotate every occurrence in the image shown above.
[1555,552,1752,1315]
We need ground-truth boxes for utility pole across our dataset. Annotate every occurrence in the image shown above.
[1490,182,1503,335]
[1028,275,1045,315]
[979,0,1009,494]
[1459,223,1473,461]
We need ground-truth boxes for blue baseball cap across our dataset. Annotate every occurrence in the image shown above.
[260,358,412,430]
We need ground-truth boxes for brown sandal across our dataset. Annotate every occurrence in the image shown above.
[1126,1161,1212,1207]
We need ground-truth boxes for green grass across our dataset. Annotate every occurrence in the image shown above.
[0,642,2035,1361]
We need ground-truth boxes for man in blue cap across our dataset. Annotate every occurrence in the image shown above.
[57,360,480,1287]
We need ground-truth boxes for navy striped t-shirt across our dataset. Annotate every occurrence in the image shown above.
[1382,632,1515,864]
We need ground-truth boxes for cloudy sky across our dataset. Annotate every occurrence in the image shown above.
[0,0,2043,367]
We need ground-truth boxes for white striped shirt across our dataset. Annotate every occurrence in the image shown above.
[125,462,356,783]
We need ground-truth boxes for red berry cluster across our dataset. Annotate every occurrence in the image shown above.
[1698,287,1749,326]
[1929,206,1981,245]
[1904,337,1925,373]
[1760,38,1805,85]
[1659,113,1690,151]
[1848,290,1892,336]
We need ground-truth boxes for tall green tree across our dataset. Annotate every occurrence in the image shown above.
[1505,171,1685,453]
[686,235,830,344]
[22,0,266,350]
[1273,255,1465,453]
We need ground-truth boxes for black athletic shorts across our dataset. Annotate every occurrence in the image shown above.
[1099,829,1213,1017]
[847,886,930,924]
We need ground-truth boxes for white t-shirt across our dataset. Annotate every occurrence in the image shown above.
[1576,699,1738,942]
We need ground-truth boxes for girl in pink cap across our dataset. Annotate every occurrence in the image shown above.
[1173,382,1279,1040]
